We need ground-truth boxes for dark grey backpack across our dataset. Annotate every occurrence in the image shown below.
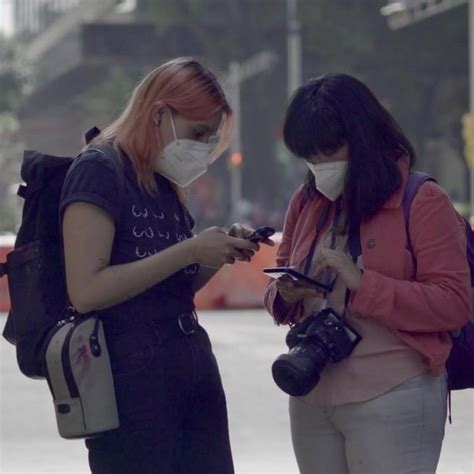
[0,129,122,379]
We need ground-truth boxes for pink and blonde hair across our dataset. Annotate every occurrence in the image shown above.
[90,57,233,197]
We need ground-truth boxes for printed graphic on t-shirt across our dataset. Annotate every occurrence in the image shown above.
[129,200,198,277]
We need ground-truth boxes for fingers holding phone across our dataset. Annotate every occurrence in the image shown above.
[228,224,276,262]
[317,248,362,291]
[276,276,324,304]
[246,226,276,247]
[192,227,258,268]
[228,224,275,244]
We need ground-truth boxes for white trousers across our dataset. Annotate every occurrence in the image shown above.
[289,372,448,474]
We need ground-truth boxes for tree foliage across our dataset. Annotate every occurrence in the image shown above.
[136,0,469,215]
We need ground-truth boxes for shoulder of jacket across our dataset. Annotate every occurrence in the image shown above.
[289,183,308,209]
[411,180,451,211]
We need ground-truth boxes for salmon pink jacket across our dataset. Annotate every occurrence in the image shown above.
[264,159,471,376]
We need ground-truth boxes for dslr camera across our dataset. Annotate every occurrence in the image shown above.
[272,308,362,396]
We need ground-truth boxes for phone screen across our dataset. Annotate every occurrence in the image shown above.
[263,267,333,293]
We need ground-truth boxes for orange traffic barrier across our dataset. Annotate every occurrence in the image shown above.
[0,234,281,313]
[195,234,281,309]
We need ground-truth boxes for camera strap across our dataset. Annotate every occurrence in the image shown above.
[302,199,362,311]
[303,200,334,276]
[347,226,361,261]
[344,226,362,310]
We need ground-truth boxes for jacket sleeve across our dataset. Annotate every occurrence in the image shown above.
[350,182,471,332]
[264,185,306,325]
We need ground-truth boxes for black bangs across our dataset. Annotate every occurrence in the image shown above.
[282,73,417,231]
[283,82,346,159]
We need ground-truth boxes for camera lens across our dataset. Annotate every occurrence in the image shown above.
[271,343,328,396]
[272,308,361,396]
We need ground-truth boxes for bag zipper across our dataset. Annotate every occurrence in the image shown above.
[89,317,102,357]
[61,322,80,399]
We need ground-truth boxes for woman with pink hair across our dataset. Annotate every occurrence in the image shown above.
[60,57,267,473]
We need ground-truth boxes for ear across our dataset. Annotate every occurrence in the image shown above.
[153,109,165,127]
[153,102,167,127]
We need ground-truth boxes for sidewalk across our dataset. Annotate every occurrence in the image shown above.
[1,310,473,473]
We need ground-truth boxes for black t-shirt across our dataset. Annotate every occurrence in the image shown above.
[59,148,199,335]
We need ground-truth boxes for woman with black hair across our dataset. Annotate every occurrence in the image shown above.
[264,74,471,473]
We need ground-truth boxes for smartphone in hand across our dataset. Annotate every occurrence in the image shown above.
[246,226,275,244]
[263,267,333,293]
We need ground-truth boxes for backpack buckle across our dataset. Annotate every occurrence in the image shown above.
[17,185,28,199]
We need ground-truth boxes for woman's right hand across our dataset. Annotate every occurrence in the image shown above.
[276,276,323,304]
[189,226,259,268]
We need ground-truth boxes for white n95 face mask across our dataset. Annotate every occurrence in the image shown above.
[306,160,348,201]
[156,113,216,188]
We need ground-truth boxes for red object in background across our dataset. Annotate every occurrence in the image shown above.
[0,234,281,313]
[230,152,243,167]
[195,234,280,309]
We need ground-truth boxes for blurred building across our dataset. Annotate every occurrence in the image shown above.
[12,0,288,230]
[14,0,164,154]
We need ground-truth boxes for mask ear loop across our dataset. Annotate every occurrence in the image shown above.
[167,109,179,142]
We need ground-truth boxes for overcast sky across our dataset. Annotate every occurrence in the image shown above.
[0,0,13,37]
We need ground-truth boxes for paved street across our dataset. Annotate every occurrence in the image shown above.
[1,310,474,473]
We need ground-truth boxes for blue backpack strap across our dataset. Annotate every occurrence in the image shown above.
[402,171,437,255]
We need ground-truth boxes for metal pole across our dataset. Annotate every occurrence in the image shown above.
[287,0,302,99]
[470,0,474,221]
[229,61,242,221]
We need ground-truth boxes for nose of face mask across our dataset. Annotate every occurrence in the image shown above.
[157,139,213,187]
[306,160,348,201]
[155,110,217,187]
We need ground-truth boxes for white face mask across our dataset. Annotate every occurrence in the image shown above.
[156,113,215,188]
[306,160,348,201]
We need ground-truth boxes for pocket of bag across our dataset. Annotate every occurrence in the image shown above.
[7,240,67,335]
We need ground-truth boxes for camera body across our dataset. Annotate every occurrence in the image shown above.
[272,308,361,396]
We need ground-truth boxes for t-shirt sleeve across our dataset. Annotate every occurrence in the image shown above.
[59,151,121,224]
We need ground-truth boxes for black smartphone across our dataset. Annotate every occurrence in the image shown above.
[246,226,275,244]
[263,267,333,293]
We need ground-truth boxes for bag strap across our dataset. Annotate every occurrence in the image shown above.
[401,171,436,255]
[84,126,101,145]
[404,171,473,284]
[303,200,331,276]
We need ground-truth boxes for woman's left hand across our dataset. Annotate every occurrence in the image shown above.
[227,223,274,262]
[228,223,253,239]
[317,248,362,291]
[226,223,256,262]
